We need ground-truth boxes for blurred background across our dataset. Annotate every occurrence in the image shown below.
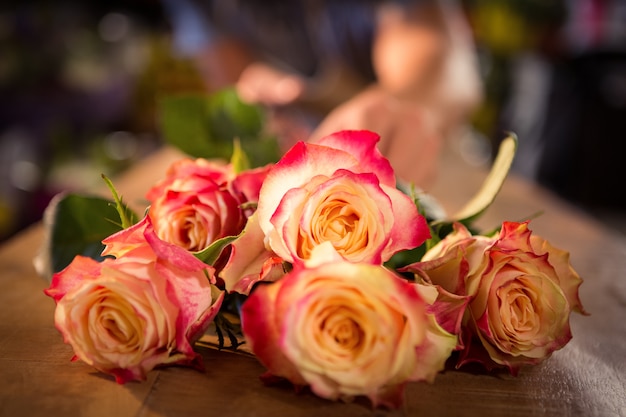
[1,0,625,242]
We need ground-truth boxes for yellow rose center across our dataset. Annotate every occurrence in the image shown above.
[320,305,365,358]
[318,201,362,244]
[506,289,537,332]
[299,186,380,261]
[162,208,210,252]
[493,277,544,351]
[90,289,145,354]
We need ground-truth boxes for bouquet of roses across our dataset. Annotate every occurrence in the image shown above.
[37,93,586,409]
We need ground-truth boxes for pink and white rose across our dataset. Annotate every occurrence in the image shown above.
[254,130,429,266]
[44,216,224,383]
[146,157,270,252]
[402,221,587,374]
[241,244,459,408]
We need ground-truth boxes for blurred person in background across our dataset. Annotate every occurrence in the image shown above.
[161,0,484,188]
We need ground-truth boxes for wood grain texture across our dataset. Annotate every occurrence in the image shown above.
[1,145,624,417]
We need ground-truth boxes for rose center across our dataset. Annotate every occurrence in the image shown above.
[509,292,535,330]
[91,293,143,352]
[102,317,128,342]
[497,280,540,339]
[320,306,364,356]
[325,204,358,237]
[171,209,210,251]
[310,200,368,255]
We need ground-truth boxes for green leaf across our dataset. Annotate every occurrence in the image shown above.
[205,88,265,142]
[230,138,251,174]
[384,245,427,271]
[445,132,518,224]
[239,136,281,168]
[205,88,281,167]
[101,175,139,229]
[194,233,241,266]
[158,94,223,159]
[158,88,280,166]
[45,194,135,274]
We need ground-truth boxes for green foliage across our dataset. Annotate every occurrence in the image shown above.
[447,133,517,224]
[46,194,137,273]
[206,88,264,142]
[194,234,241,266]
[102,174,139,229]
[158,88,280,167]
[429,133,518,233]
[388,133,519,271]
[230,138,251,174]
[384,245,427,272]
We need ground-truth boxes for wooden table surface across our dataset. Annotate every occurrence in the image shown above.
[1,144,624,417]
